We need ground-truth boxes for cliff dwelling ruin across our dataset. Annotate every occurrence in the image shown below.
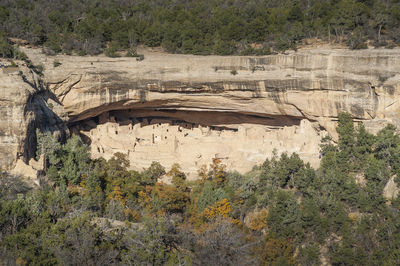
[71,108,325,179]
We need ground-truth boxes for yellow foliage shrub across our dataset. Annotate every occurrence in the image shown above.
[259,238,296,266]
[348,212,359,222]
[248,209,269,231]
[16,257,27,266]
[107,185,126,205]
[201,198,232,219]
[197,164,208,183]
[124,208,141,222]
[138,186,153,211]
[67,184,84,195]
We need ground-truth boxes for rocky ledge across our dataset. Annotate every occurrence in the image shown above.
[2,47,400,178]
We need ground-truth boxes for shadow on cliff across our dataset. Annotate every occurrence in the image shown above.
[69,107,304,146]
[22,90,68,163]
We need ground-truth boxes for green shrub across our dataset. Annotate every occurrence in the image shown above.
[0,31,13,58]
[230,69,238,75]
[240,47,255,56]
[241,47,271,56]
[14,49,27,60]
[105,42,120,58]
[77,49,87,56]
[125,47,137,57]
[124,47,144,61]
[53,59,61,67]
[0,31,27,60]
[347,28,368,50]
[136,54,144,61]
[34,64,44,75]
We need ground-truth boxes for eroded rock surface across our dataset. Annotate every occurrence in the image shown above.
[2,47,400,177]
[0,60,66,169]
[383,176,400,201]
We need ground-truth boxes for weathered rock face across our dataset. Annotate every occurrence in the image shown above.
[28,48,400,134]
[383,176,400,201]
[3,47,400,177]
[0,61,66,169]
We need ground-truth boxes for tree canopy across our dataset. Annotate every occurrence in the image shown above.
[2,114,400,264]
[1,0,400,57]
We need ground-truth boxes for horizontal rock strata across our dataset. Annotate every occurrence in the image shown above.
[1,47,400,176]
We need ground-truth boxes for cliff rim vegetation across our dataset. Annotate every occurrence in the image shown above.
[1,0,400,57]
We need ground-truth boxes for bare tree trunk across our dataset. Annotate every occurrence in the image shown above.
[378,24,382,42]
[334,28,339,42]
[328,25,331,43]
[12,214,17,234]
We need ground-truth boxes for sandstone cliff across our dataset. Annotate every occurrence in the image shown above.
[0,60,66,169]
[2,47,400,178]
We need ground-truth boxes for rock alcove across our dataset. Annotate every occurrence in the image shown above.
[70,107,323,179]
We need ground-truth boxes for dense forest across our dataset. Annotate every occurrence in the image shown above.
[1,0,400,56]
[1,113,400,265]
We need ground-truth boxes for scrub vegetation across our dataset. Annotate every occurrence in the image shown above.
[2,113,400,265]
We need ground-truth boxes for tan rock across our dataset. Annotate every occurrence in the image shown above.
[354,172,367,188]
[29,154,44,171]
[2,47,400,176]
[0,58,67,170]
[10,159,40,186]
[383,176,400,200]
